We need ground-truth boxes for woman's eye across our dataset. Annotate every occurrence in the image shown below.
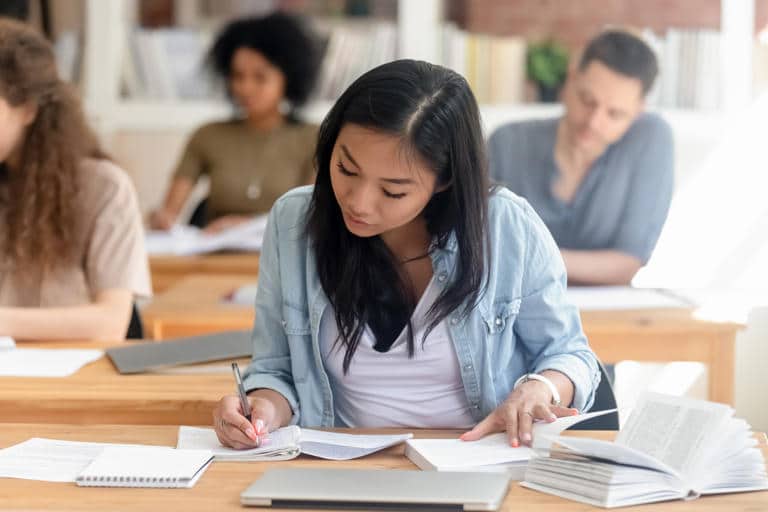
[337,162,355,176]
[383,190,406,199]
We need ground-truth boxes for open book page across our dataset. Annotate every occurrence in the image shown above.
[297,430,413,460]
[176,425,301,461]
[0,438,161,482]
[176,426,411,461]
[616,392,732,476]
[146,215,268,255]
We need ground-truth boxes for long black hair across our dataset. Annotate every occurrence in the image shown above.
[307,59,489,373]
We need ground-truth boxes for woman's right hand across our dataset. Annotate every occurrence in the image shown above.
[213,394,277,449]
[148,208,176,230]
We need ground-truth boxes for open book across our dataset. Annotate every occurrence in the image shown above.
[177,425,412,461]
[405,409,617,480]
[522,392,768,508]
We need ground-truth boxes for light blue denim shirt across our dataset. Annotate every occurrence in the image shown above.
[242,185,600,427]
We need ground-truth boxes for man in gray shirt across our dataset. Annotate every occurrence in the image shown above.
[489,30,673,285]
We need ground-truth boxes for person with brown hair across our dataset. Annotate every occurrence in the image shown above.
[0,18,151,340]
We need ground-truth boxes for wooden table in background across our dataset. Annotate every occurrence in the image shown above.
[0,424,764,511]
[141,274,255,339]
[0,341,232,425]
[582,309,741,405]
[149,253,260,293]
[141,275,742,404]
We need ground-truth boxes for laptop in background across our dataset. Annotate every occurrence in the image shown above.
[241,468,511,511]
[106,330,251,374]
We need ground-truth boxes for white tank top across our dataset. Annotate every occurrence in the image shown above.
[319,277,475,428]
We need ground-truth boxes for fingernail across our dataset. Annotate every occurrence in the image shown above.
[245,426,256,438]
[511,438,519,447]
[521,433,531,443]
[254,435,261,447]
[255,419,265,433]
[549,414,557,421]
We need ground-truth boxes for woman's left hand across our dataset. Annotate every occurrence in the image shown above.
[459,380,578,447]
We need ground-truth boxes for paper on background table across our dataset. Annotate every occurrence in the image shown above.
[146,215,268,256]
[0,337,15,349]
[566,286,692,311]
[0,438,157,482]
[0,348,102,377]
[177,425,413,461]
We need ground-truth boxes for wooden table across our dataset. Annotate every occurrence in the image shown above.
[582,309,742,405]
[0,342,232,425]
[142,274,256,339]
[0,424,764,511]
[149,253,260,293]
[142,275,742,404]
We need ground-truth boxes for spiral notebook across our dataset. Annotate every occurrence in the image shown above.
[75,446,214,488]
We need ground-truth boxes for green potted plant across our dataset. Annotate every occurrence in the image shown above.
[526,40,569,102]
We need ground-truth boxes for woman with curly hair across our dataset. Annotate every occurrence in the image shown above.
[0,18,150,340]
[150,12,323,233]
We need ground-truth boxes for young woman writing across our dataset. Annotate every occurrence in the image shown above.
[214,59,599,447]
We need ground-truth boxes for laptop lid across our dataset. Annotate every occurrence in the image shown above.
[240,468,510,511]
[106,330,251,374]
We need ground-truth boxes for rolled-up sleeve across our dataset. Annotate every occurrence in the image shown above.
[514,201,600,412]
[242,202,301,422]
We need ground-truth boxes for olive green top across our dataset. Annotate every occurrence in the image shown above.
[174,120,318,220]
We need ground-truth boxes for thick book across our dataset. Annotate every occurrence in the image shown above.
[522,392,768,508]
[177,425,412,461]
[405,409,617,480]
[75,446,213,488]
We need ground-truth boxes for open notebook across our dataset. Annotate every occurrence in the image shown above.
[75,446,213,488]
[177,425,412,461]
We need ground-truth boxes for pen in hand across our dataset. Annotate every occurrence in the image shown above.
[231,362,266,446]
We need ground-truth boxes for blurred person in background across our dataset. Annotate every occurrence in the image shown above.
[150,12,322,233]
[489,30,673,285]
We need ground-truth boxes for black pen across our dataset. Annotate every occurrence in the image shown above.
[231,362,252,422]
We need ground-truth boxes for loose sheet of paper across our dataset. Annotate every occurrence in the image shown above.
[0,337,15,350]
[408,409,619,469]
[0,348,102,377]
[0,438,153,482]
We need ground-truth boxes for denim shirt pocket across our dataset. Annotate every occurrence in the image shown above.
[480,298,522,334]
[281,300,312,383]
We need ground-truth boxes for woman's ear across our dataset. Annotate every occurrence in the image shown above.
[22,102,38,126]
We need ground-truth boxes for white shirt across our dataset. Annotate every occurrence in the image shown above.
[319,277,475,428]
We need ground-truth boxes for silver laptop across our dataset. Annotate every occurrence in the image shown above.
[241,468,511,511]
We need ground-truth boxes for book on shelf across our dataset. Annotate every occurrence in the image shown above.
[522,392,768,508]
[177,425,412,461]
[405,409,617,480]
